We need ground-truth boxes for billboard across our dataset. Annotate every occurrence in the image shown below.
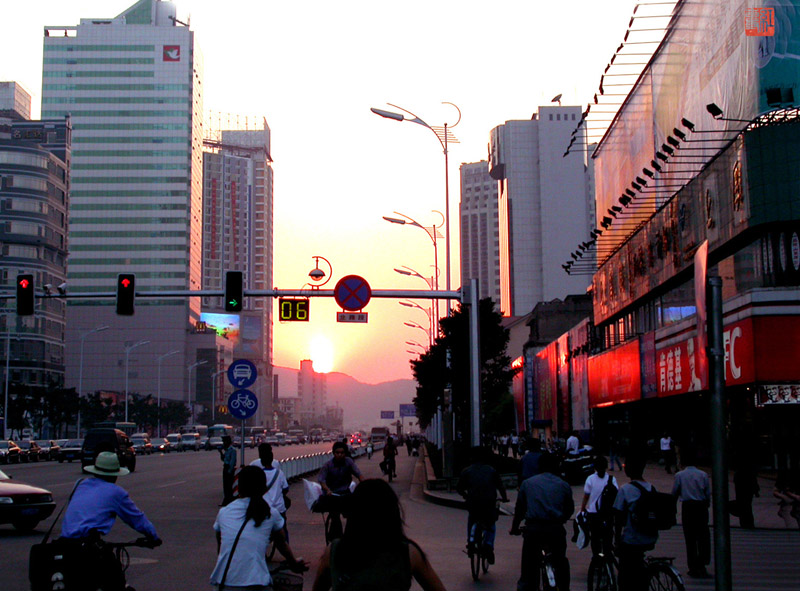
[399,404,416,418]
[534,342,558,424]
[198,312,240,344]
[588,339,642,408]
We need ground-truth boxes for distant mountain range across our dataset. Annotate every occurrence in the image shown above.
[273,366,417,432]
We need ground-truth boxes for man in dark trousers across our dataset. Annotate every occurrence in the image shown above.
[511,452,574,591]
[219,435,237,505]
[671,447,711,578]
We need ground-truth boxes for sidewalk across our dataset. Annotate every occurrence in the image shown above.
[420,451,797,530]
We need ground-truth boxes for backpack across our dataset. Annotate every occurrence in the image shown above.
[595,476,618,515]
[630,482,676,534]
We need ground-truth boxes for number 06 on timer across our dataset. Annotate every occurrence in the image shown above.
[278,297,310,322]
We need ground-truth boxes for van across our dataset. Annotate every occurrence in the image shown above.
[81,428,136,472]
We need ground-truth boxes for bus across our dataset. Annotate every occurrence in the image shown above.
[370,426,390,444]
[208,424,234,440]
[286,428,305,444]
[94,421,137,436]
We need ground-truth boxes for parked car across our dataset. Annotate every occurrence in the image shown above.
[180,433,200,452]
[0,440,22,464]
[58,439,83,463]
[130,435,153,456]
[36,440,61,461]
[17,440,46,462]
[151,437,172,453]
[0,469,56,531]
[165,433,183,452]
[81,429,136,472]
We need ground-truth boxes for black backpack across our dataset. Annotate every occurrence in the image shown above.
[630,482,676,534]
[595,476,618,515]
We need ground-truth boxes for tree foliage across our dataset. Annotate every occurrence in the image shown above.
[410,298,518,436]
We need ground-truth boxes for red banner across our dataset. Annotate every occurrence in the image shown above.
[535,343,558,423]
[588,339,642,408]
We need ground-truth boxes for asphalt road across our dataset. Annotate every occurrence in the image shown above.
[3,446,800,591]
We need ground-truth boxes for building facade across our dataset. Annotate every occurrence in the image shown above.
[43,0,212,406]
[459,160,501,305]
[297,359,327,427]
[0,90,70,391]
[489,107,595,316]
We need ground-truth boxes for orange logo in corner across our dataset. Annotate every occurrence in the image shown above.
[745,7,775,36]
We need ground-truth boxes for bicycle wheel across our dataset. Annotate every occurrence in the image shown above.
[541,558,559,591]
[469,526,482,581]
[647,565,685,591]
[588,556,616,591]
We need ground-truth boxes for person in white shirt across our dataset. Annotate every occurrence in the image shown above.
[566,431,580,455]
[249,443,290,540]
[580,456,618,556]
[671,447,711,578]
[660,433,675,474]
[210,466,306,590]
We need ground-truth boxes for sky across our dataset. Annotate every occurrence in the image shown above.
[1,0,661,384]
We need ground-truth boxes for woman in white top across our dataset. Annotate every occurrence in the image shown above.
[580,456,618,557]
[210,466,307,590]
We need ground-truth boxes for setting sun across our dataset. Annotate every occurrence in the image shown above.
[309,334,334,373]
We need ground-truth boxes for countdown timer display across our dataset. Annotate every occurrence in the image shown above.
[278,297,309,321]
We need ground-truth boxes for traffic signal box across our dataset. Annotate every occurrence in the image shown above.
[225,271,244,312]
[116,273,136,315]
[16,274,35,316]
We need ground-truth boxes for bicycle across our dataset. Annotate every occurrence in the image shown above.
[587,546,685,591]
[465,499,505,581]
[268,559,308,591]
[540,546,560,591]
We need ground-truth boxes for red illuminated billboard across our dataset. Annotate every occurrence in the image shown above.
[588,339,642,408]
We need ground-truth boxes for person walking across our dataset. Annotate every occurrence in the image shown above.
[219,435,237,506]
[510,453,574,591]
[671,447,711,578]
[520,438,544,482]
[566,431,580,455]
[660,432,675,474]
[608,435,623,472]
[613,452,659,591]
[383,436,399,480]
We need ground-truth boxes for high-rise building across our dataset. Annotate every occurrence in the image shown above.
[297,359,326,427]
[202,122,274,425]
[459,160,501,305]
[43,0,210,404]
[489,106,595,316]
[0,86,70,391]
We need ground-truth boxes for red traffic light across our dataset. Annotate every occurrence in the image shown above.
[121,278,131,288]
[19,278,30,289]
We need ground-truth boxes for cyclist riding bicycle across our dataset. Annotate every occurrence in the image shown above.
[314,441,363,541]
[59,451,162,591]
[510,452,574,591]
[456,446,508,564]
[613,451,658,591]
[249,443,291,540]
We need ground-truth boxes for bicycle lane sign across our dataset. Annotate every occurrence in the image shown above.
[227,389,258,420]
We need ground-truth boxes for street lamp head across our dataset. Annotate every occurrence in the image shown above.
[371,107,405,122]
[394,268,412,276]
[382,216,407,225]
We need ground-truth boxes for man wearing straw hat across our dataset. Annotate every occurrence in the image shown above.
[60,451,161,589]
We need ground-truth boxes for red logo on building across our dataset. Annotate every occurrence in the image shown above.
[163,45,181,61]
[745,7,775,36]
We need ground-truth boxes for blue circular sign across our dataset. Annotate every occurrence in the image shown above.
[227,389,258,420]
[227,359,257,388]
[334,275,371,311]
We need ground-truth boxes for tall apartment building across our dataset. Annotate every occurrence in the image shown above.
[489,106,594,316]
[43,0,209,404]
[202,122,274,425]
[0,83,70,390]
[459,160,501,305]
[297,359,326,428]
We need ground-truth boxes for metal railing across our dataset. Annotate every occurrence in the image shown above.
[277,443,384,480]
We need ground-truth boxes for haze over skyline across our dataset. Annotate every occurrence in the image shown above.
[1,0,662,383]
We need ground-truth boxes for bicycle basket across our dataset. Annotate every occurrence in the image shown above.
[272,570,304,591]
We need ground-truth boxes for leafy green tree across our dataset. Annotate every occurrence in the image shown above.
[80,391,115,429]
[159,400,191,433]
[410,298,517,437]
[42,387,79,437]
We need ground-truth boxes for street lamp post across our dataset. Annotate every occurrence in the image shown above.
[3,329,19,441]
[124,340,150,423]
[77,325,110,437]
[156,349,180,437]
[211,369,226,422]
[400,300,434,346]
[187,360,208,425]
[372,102,461,314]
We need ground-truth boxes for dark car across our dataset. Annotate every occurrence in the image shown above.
[58,439,83,463]
[17,440,46,462]
[81,429,136,472]
[131,435,153,456]
[165,433,183,452]
[36,440,61,461]
[0,440,22,464]
[0,469,56,531]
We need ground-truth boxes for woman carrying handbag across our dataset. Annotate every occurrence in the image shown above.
[210,466,308,590]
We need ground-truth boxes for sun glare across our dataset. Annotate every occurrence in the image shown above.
[309,335,334,373]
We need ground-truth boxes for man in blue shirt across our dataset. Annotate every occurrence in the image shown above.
[61,451,160,590]
[314,441,363,540]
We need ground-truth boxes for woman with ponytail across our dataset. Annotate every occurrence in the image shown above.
[210,465,307,590]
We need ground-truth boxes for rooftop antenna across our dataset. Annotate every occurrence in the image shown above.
[551,93,563,106]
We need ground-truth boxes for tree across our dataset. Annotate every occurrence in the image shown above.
[410,298,517,437]
[159,400,191,433]
[42,387,79,437]
[80,392,115,429]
